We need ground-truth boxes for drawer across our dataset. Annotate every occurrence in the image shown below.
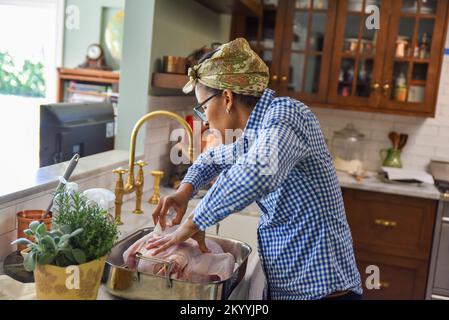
[343,189,437,260]
[356,251,428,300]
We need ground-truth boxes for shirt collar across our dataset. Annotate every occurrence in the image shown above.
[244,88,275,131]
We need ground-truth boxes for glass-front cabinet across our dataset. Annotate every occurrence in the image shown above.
[231,0,449,117]
[380,0,448,115]
[328,0,390,108]
[278,0,337,103]
[232,0,286,89]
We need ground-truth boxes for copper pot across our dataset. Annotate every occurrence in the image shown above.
[16,210,52,251]
[163,56,187,74]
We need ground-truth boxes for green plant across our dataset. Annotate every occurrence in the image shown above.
[52,190,119,262]
[0,50,46,97]
[11,190,119,271]
[12,222,85,271]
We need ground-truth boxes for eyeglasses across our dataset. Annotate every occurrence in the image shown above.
[193,92,221,122]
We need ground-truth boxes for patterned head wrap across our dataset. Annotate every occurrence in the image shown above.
[183,38,270,97]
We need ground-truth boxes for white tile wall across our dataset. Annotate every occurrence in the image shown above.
[312,32,449,172]
[144,95,196,189]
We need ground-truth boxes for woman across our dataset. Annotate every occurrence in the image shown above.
[148,38,363,300]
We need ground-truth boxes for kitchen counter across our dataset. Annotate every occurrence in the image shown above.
[336,171,441,200]
[0,150,143,205]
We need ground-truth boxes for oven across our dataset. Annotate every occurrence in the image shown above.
[426,196,449,300]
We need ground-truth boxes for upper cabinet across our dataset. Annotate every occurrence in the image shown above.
[231,0,285,87]
[280,0,338,103]
[380,0,448,115]
[195,0,263,15]
[232,0,449,117]
[328,0,391,109]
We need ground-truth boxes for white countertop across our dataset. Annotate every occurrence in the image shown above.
[336,171,441,200]
[0,149,441,210]
[0,150,143,205]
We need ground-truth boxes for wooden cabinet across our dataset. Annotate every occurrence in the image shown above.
[343,188,438,300]
[279,0,338,103]
[231,1,286,89]
[379,0,448,115]
[356,251,429,300]
[232,0,449,117]
[328,0,391,109]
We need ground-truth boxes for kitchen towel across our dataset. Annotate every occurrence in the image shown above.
[0,275,35,300]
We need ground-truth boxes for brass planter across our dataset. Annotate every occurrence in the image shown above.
[33,256,107,300]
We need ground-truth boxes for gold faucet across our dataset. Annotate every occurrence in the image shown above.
[148,170,164,205]
[112,167,127,225]
[133,160,148,214]
[113,111,194,222]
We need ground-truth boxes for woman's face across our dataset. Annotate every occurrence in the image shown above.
[195,85,236,137]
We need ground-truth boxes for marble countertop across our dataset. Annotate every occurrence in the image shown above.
[0,152,441,216]
[164,171,441,205]
[0,150,143,205]
[336,171,441,200]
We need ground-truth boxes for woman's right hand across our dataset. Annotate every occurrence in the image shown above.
[152,183,194,230]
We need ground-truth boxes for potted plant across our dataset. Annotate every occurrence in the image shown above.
[13,190,119,300]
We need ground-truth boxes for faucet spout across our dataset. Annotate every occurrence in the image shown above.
[113,110,195,222]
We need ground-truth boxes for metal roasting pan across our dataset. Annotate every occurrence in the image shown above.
[102,227,252,300]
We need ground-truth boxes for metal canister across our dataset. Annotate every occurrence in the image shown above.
[163,56,187,74]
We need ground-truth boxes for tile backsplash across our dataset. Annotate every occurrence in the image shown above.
[312,34,449,172]
[144,95,196,188]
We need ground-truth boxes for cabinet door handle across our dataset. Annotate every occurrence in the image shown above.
[378,281,390,289]
[382,83,391,94]
[374,219,397,228]
[372,82,381,91]
[281,75,288,82]
[271,75,278,81]
[442,217,449,224]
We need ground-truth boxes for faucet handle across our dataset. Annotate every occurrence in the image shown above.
[135,160,148,168]
[112,167,128,177]
[150,170,164,178]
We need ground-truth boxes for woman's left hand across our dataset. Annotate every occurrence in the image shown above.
[146,215,210,255]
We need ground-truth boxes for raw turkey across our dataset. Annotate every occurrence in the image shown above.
[123,222,236,282]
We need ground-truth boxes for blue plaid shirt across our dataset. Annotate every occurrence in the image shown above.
[182,89,362,300]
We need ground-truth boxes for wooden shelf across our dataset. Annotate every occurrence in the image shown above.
[58,68,120,83]
[152,72,189,90]
[195,0,262,16]
[394,57,431,64]
[57,68,120,102]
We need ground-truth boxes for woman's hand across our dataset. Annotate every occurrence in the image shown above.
[146,214,210,255]
[152,183,194,230]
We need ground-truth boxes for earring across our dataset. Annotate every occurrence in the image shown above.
[226,108,231,114]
